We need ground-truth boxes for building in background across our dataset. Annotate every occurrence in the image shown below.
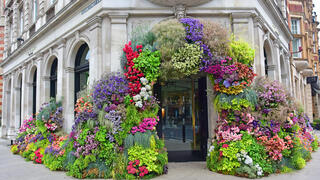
[0,0,5,127]
[287,0,320,121]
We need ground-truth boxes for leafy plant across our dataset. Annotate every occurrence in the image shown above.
[172,43,203,76]
[133,50,161,83]
[228,39,255,66]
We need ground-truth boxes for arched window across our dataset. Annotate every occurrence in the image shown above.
[264,48,268,76]
[74,43,90,103]
[32,69,37,115]
[50,58,58,99]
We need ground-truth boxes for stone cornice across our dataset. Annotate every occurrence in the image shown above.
[108,12,128,24]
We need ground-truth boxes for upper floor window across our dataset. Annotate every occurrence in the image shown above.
[291,19,300,34]
[19,7,24,35]
[313,33,316,42]
[292,38,302,58]
[33,0,38,23]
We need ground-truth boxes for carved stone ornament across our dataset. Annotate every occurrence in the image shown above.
[148,0,211,6]
[174,4,186,19]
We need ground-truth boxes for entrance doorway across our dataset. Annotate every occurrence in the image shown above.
[155,77,208,161]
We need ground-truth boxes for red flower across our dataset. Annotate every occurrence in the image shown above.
[222,144,229,148]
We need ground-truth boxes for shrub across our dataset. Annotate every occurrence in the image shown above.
[172,43,203,76]
[228,39,255,66]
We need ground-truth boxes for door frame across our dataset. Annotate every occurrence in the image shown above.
[155,77,208,162]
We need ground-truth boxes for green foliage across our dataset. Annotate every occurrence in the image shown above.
[214,88,257,112]
[124,131,153,150]
[67,155,96,178]
[172,43,203,77]
[128,145,162,173]
[112,153,127,179]
[291,155,306,170]
[228,39,255,66]
[281,166,293,173]
[36,99,62,121]
[235,132,274,174]
[98,141,116,166]
[115,105,158,146]
[311,136,319,151]
[235,165,259,179]
[133,50,161,83]
[43,153,65,171]
[85,158,112,178]
[218,144,241,173]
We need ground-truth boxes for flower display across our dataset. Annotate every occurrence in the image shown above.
[92,73,129,109]
[127,160,149,177]
[10,17,318,180]
[19,116,36,133]
[131,117,159,134]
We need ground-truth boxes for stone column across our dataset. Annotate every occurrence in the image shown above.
[8,74,16,137]
[273,39,282,82]
[87,16,103,86]
[20,67,27,121]
[285,54,292,94]
[267,64,277,80]
[64,67,75,133]
[25,81,33,116]
[253,16,266,77]
[0,77,8,137]
[56,39,66,101]
[231,12,254,45]
[42,75,50,102]
[36,58,44,110]
[207,76,217,141]
[109,12,128,73]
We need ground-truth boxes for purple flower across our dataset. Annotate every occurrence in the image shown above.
[223,80,231,88]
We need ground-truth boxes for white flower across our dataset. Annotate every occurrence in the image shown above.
[238,158,241,161]
[244,157,253,166]
[140,91,148,97]
[145,85,151,91]
[148,91,152,95]
[140,77,148,85]
[141,87,147,92]
[257,171,262,176]
[208,145,215,153]
[135,101,143,108]
[133,95,141,101]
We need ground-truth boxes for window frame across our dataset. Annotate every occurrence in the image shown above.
[291,18,301,34]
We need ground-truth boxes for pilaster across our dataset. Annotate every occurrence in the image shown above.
[109,12,128,73]
[87,16,103,86]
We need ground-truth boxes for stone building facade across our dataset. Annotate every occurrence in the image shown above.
[288,0,320,121]
[0,0,5,125]
[0,0,293,151]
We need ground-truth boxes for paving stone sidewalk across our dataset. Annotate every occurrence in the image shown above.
[1,134,320,180]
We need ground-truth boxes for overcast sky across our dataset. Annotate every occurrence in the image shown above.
[315,1,320,23]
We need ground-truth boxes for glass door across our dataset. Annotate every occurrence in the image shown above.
[155,78,208,161]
